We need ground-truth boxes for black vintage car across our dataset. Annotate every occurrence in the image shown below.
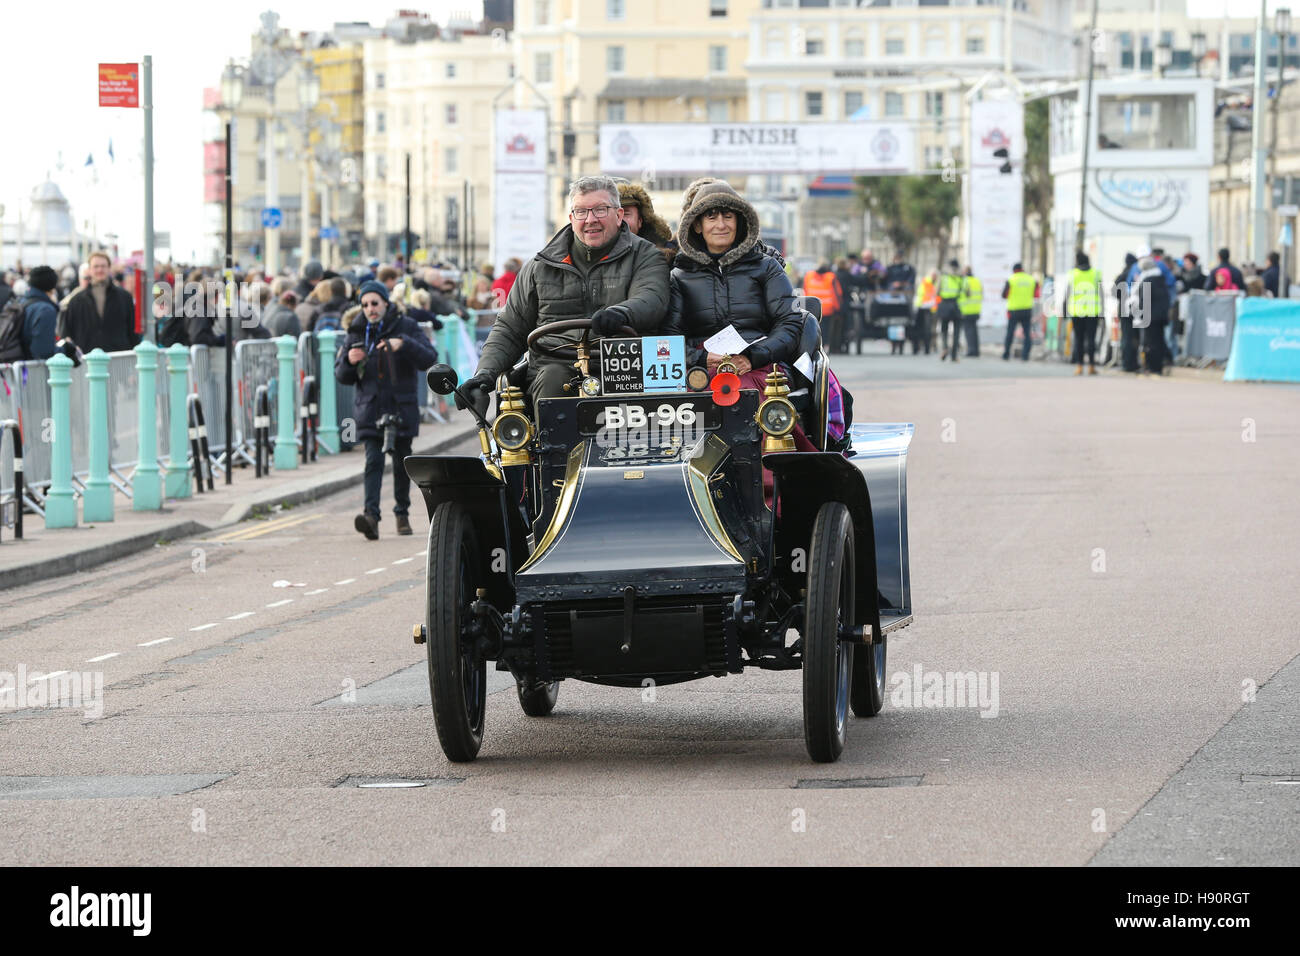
[406,313,913,763]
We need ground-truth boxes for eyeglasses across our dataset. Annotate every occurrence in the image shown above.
[571,204,616,221]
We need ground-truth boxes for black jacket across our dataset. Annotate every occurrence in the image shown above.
[334,305,439,439]
[665,192,804,370]
[58,282,139,353]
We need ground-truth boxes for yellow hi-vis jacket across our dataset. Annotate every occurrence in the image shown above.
[914,276,939,310]
[958,275,984,316]
[1006,270,1038,311]
[938,271,962,300]
[1067,267,1102,317]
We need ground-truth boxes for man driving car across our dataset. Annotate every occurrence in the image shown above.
[458,175,669,413]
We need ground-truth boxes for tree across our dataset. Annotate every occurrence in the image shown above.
[1023,97,1053,274]
[855,175,915,256]
[900,176,960,269]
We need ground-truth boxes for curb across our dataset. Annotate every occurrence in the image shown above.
[0,423,479,593]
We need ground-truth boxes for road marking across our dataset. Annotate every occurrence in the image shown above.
[226,611,255,620]
[266,599,294,608]
[84,653,120,663]
[416,550,427,556]
[305,588,328,596]
[365,567,385,575]
[190,623,218,632]
[29,671,68,683]
[211,512,323,542]
[391,558,413,565]
[334,578,355,586]
[138,638,173,647]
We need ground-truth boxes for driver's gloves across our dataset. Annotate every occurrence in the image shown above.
[590,307,625,337]
[457,370,495,418]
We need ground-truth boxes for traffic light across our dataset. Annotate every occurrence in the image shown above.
[994,147,1012,175]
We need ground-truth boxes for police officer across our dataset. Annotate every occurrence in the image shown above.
[1065,251,1103,375]
[937,259,963,362]
[958,266,983,357]
[1001,262,1039,361]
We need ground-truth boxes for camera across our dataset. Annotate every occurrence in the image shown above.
[377,413,401,454]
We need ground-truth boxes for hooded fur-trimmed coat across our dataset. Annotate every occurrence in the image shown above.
[617,182,673,247]
[664,182,804,371]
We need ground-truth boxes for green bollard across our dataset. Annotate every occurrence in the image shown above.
[274,334,299,470]
[133,340,163,510]
[83,349,114,522]
[44,352,78,528]
[316,330,340,454]
[165,343,192,498]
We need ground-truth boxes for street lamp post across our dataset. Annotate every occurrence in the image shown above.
[1274,7,1292,294]
[219,58,244,486]
[1191,31,1207,78]
[1076,0,1103,257]
[297,61,320,269]
[1156,39,1173,78]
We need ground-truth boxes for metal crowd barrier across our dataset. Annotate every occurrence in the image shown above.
[1181,291,1241,366]
[235,340,280,458]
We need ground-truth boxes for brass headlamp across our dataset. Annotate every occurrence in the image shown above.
[492,385,534,466]
[756,369,797,453]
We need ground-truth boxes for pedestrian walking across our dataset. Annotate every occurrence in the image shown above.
[1064,252,1102,375]
[1129,255,1170,375]
[1000,262,1038,361]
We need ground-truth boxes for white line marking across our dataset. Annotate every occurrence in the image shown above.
[190,623,218,632]
[305,588,329,596]
[365,567,385,575]
[226,611,255,620]
[30,671,68,683]
[84,653,120,663]
[266,599,294,608]
[334,578,355,586]
[415,550,427,556]
[138,638,173,647]
[391,557,413,565]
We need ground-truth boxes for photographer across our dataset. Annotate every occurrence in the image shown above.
[334,280,438,539]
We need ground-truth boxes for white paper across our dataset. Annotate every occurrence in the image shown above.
[702,324,766,356]
[794,352,815,380]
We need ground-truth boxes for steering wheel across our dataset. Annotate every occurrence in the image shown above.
[526,318,639,362]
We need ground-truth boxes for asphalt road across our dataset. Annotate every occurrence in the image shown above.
[2,342,1297,865]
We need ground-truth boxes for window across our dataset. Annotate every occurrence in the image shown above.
[402,105,411,126]
[924,27,945,58]
[707,100,729,122]
[446,62,456,79]
[844,35,865,58]
[925,145,944,168]
[375,71,385,90]
[805,33,825,56]
[844,90,864,116]
[709,45,727,72]
[607,45,625,74]
[535,0,550,26]
[764,90,785,119]
[606,99,626,122]
[445,147,458,173]
[1118,32,1132,49]
[966,34,984,54]
[765,29,784,58]
[710,0,728,15]
[885,92,903,117]
[535,51,553,83]
[376,110,386,133]
[445,103,457,125]
[885,32,904,56]
[925,91,944,118]
[376,154,387,181]
[256,117,266,142]
[1097,93,1195,150]
[805,91,824,117]
[257,158,266,181]
[607,0,625,19]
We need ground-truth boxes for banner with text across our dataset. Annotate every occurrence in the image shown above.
[966,100,1024,324]
[1223,298,1300,382]
[98,63,139,108]
[492,109,549,272]
[598,122,914,175]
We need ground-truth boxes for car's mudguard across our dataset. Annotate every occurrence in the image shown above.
[845,423,913,622]
[404,454,530,609]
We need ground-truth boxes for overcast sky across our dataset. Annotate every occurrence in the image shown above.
[2,0,1284,266]
[3,0,481,264]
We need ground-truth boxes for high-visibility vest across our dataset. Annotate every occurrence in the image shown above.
[1068,267,1102,317]
[803,270,841,315]
[1006,271,1037,311]
[938,271,962,300]
[914,276,937,310]
[958,275,984,316]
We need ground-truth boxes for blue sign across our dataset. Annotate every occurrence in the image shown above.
[640,335,686,392]
[319,226,339,240]
[1224,298,1300,382]
[261,207,282,228]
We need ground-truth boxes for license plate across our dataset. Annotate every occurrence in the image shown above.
[599,336,686,394]
[577,397,721,435]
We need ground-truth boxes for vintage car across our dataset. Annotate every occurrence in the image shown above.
[406,313,913,763]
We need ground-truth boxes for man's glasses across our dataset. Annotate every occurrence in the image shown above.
[571,205,616,221]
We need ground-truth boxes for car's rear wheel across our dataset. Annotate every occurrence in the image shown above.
[851,627,886,717]
[517,679,559,716]
[426,501,485,762]
[803,500,854,763]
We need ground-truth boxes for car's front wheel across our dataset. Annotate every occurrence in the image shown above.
[802,500,855,763]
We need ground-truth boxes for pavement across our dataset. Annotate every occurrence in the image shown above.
[0,415,479,592]
[1,340,1297,866]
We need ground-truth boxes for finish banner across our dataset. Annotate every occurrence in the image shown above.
[598,122,914,175]
[1223,298,1300,382]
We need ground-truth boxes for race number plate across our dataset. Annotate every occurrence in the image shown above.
[576,397,721,436]
[599,336,686,394]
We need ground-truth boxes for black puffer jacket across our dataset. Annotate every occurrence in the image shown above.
[334,304,439,439]
[664,183,804,370]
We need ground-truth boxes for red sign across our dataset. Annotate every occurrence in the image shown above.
[99,63,139,108]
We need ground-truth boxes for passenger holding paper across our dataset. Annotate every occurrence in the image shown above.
[665,181,817,450]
